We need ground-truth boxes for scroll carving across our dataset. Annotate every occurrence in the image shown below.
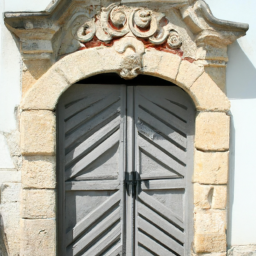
[76,4,182,50]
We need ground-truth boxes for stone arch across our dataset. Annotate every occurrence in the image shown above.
[21,46,230,112]
[20,45,231,254]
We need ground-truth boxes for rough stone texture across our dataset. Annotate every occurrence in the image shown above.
[22,156,56,189]
[194,210,226,253]
[0,170,21,183]
[228,245,256,256]
[192,253,226,256]
[21,67,70,110]
[21,189,55,219]
[212,186,227,209]
[176,60,204,89]
[20,110,56,155]
[142,49,163,74]
[0,183,21,256]
[205,66,226,93]
[20,219,56,256]
[22,59,52,96]
[190,72,230,112]
[195,112,230,151]
[194,150,229,184]
[194,184,227,210]
[157,52,182,82]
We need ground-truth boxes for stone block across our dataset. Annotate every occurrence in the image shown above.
[194,184,227,210]
[0,170,21,183]
[20,219,56,256]
[195,210,226,234]
[142,49,163,74]
[0,182,21,204]
[176,60,204,89]
[21,67,70,110]
[22,156,56,189]
[157,52,182,82]
[190,72,230,111]
[194,233,226,253]
[21,189,55,218]
[195,112,230,151]
[194,150,229,184]
[194,210,226,253]
[20,110,56,155]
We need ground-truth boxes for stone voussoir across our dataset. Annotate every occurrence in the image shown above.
[20,110,56,156]
[190,72,230,112]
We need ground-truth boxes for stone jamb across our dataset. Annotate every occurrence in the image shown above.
[20,46,230,255]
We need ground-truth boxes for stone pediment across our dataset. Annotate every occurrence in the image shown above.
[4,0,248,64]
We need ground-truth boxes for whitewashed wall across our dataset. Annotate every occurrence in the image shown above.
[0,0,255,250]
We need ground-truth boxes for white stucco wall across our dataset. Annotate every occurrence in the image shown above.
[0,0,256,249]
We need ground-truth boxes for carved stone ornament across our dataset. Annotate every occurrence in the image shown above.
[76,4,182,49]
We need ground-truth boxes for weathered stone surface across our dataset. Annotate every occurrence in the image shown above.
[194,183,212,209]
[142,49,163,74]
[228,245,256,256]
[205,66,226,93]
[22,59,52,96]
[190,72,230,111]
[21,189,55,218]
[157,52,181,82]
[176,60,204,89]
[195,112,230,151]
[0,183,21,256]
[21,67,70,110]
[22,156,56,189]
[212,186,227,209]
[194,233,226,253]
[194,184,227,210]
[0,170,21,183]
[192,253,226,256]
[20,111,56,155]
[20,219,56,256]
[194,210,226,253]
[194,150,229,184]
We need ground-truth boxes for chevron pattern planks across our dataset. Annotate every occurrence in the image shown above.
[57,84,195,256]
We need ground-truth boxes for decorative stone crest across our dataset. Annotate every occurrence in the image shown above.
[75,4,182,49]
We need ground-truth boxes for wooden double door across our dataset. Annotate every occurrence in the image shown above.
[57,83,195,256]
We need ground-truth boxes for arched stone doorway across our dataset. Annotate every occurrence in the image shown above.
[56,74,195,255]
[4,1,248,255]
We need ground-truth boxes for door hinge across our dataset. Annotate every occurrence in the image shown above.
[125,172,141,197]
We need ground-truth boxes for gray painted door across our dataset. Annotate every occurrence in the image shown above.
[57,84,195,256]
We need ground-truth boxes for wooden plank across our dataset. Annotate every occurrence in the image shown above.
[65,116,121,166]
[64,94,103,120]
[138,217,184,255]
[65,101,121,149]
[141,179,185,190]
[138,232,176,256]
[137,107,186,148]
[139,191,184,229]
[81,226,121,256]
[137,120,186,163]
[66,191,120,246]
[137,94,187,134]
[65,180,120,191]
[138,203,185,243]
[138,136,185,177]
[65,130,120,180]
[66,208,120,256]
[65,92,120,133]
[104,243,122,256]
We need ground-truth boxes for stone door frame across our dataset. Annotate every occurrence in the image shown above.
[4,0,249,255]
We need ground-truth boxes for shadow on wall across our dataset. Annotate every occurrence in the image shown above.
[0,214,8,256]
[227,41,256,247]
[227,41,256,99]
